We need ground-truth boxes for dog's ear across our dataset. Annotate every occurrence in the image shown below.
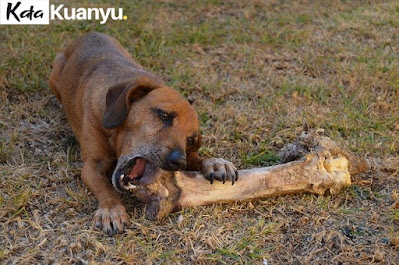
[103,77,161,129]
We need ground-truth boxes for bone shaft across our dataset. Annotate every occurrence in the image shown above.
[175,161,314,208]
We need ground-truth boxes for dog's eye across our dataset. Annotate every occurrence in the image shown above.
[154,109,176,125]
[187,137,195,146]
[157,111,170,122]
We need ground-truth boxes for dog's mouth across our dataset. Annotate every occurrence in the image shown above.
[121,157,146,187]
[112,156,160,192]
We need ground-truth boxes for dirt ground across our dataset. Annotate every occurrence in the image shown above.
[1,0,398,264]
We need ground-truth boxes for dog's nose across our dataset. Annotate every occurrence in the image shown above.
[167,150,187,170]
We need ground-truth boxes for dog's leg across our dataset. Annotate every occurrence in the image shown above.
[201,158,238,185]
[187,152,238,184]
[81,160,129,235]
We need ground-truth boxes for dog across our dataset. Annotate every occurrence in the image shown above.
[49,32,238,235]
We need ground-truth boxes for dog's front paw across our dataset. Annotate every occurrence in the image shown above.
[94,204,129,235]
[202,158,238,185]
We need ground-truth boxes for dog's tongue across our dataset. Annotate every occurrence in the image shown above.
[128,159,146,179]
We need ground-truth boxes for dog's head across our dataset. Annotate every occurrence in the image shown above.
[102,75,201,192]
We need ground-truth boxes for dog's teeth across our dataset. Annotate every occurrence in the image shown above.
[120,174,125,180]
[126,183,137,190]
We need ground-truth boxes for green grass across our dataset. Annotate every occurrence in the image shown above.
[387,210,399,221]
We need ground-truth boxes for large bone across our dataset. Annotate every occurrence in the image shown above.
[125,130,368,220]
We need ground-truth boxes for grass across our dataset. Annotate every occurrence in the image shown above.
[1,0,399,264]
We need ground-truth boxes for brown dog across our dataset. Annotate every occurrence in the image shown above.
[49,32,238,235]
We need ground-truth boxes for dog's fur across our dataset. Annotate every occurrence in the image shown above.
[49,32,237,235]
